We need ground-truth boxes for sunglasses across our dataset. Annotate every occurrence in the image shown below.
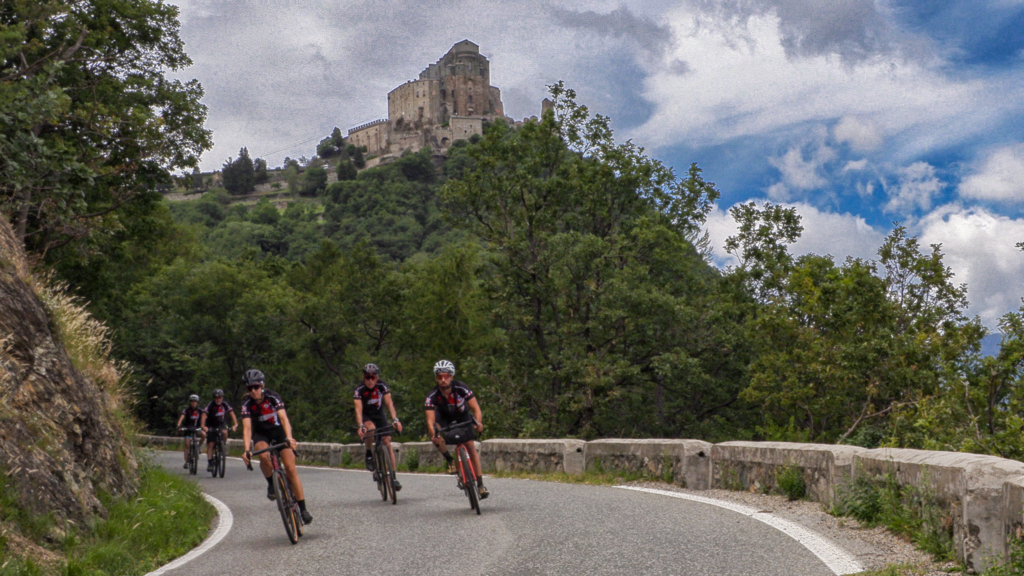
[246,383,264,389]
[363,373,378,379]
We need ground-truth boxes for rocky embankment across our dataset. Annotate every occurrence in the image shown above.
[0,217,137,536]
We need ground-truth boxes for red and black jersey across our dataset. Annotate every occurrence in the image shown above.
[354,381,390,415]
[180,407,202,428]
[240,390,286,433]
[203,401,233,428]
[425,382,474,420]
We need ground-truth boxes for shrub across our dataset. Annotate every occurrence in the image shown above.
[341,451,353,467]
[777,465,806,500]
[405,448,419,471]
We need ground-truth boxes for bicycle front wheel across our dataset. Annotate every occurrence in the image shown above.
[218,443,226,478]
[189,443,198,475]
[273,471,298,544]
[459,447,480,515]
[381,448,397,505]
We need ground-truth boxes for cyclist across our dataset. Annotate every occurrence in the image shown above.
[239,369,313,524]
[424,360,488,499]
[176,394,205,468]
[200,388,238,472]
[354,363,403,491]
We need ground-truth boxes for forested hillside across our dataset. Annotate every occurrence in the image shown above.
[27,84,1024,457]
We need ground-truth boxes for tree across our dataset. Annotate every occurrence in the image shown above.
[317,137,339,158]
[300,166,328,196]
[221,147,256,195]
[440,84,744,438]
[336,160,357,181]
[0,0,211,254]
[724,201,803,302]
[254,158,269,184]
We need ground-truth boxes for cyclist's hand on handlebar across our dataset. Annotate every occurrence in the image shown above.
[287,437,298,450]
[474,422,484,433]
[231,424,238,432]
[395,421,403,434]
[242,450,252,467]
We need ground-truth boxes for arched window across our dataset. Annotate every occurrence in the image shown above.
[468,95,473,103]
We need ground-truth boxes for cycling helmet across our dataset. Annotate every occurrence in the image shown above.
[363,363,380,376]
[244,369,265,385]
[433,360,455,376]
[189,394,200,402]
[212,389,224,397]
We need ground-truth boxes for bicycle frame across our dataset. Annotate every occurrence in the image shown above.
[248,442,304,543]
[435,420,481,515]
[182,427,201,475]
[368,425,397,504]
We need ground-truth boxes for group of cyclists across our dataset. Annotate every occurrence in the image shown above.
[177,358,489,528]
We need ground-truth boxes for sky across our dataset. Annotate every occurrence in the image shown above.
[170,0,1024,331]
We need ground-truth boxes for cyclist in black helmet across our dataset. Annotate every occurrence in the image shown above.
[200,388,238,472]
[239,369,313,524]
[354,363,403,491]
[176,394,205,468]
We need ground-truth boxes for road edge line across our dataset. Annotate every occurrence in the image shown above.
[145,493,233,576]
[614,486,864,576]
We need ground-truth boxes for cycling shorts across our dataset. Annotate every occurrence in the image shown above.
[252,427,289,450]
[206,426,227,444]
[364,412,391,438]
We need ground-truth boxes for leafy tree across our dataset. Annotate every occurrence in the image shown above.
[0,0,211,255]
[346,144,366,168]
[317,137,339,158]
[336,160,357,181]
[254,158,269,184]
[724,201,803,302]
[441,84,744,438]
[221,147,256,195]
[301,166,328,196]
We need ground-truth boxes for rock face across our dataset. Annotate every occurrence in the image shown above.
[0,217,136,528]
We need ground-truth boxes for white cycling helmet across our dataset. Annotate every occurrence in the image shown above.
[189,394,199,402]
[433,359,455,376]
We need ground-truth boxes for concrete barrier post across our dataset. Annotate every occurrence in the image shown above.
[585,439,713,489]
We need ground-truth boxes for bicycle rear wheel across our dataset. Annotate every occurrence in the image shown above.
[459,447,480,515]
[273,471,298,544]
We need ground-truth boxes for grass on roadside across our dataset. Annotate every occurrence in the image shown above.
[0,461,214,576]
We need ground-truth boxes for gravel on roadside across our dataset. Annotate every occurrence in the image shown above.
[621,480,961,576]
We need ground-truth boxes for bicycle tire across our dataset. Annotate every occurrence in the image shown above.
[381,447,397,505]
[375,446,388,501]
[273,471,298,544]
[218,441,226,478]
[459,447,480,515]
[188,441,198,475]
[209,442,218,477]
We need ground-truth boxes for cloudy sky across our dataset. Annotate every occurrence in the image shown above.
[170,0,1024,329]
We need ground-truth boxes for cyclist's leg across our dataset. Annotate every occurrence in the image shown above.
[183,437,190,461]
[362,419,377,470]
[280,448,304,500]
[383,435,397,469]
[465,441,483,482]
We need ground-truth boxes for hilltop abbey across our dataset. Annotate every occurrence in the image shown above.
[345,40,512,160]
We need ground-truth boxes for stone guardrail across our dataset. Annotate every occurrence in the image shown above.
[138,434,1024,571]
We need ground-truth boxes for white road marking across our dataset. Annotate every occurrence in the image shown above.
[614,486,864,576]
[145,494,233,576]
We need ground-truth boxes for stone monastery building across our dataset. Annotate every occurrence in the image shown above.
[346,40,508,159]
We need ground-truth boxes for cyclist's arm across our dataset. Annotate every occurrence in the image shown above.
[200,412,207,430]
[278,408,297,447]
[384,393,398,422]
[354,400,364,428]
[468,397,483,430]
[176,414,184,428]
[230,411,238,429]
[242,418,252,452]
[425,410,436,438]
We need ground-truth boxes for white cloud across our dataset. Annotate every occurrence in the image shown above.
[704,200,885,266]
[959,143,1024,203]
[843,159,869,172]
[635,7,1021,163]
[918,205,1024,327]
[884,161,944,213]
[833,116,882,152]
[765,128,837,200]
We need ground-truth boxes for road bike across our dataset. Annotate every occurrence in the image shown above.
[436,419,481,515]
[367,424,398,505]
[247,442,304,544]
[207,425,227,478]
[180,427,201,476]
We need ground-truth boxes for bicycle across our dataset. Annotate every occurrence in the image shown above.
[435,419,481,515]
[247,442,304,544]
[366,424,398,505]
[180,427,201,476]
[208,425,227,478]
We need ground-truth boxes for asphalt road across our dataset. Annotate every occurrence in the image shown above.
[153,451,837,576]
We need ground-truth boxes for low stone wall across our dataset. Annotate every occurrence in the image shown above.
[138,434,1024,570]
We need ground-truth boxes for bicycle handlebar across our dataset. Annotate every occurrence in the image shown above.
[245,441,293,471]
[435,418,478,434]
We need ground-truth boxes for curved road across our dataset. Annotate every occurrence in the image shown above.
[153,451,843,576]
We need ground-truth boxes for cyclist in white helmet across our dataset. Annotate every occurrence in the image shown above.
[176,394,205,468]
[424,360,488,499]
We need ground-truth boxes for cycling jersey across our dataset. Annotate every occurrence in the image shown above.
[203,401,234,428]
[180,407,202,429]
[425,382,474,421]
[354,381,391,415]
[241,390,286,434]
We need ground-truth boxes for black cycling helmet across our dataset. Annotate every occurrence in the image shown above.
[212,388,224,397]
[244,369,265,386]
[363,363,380,376]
